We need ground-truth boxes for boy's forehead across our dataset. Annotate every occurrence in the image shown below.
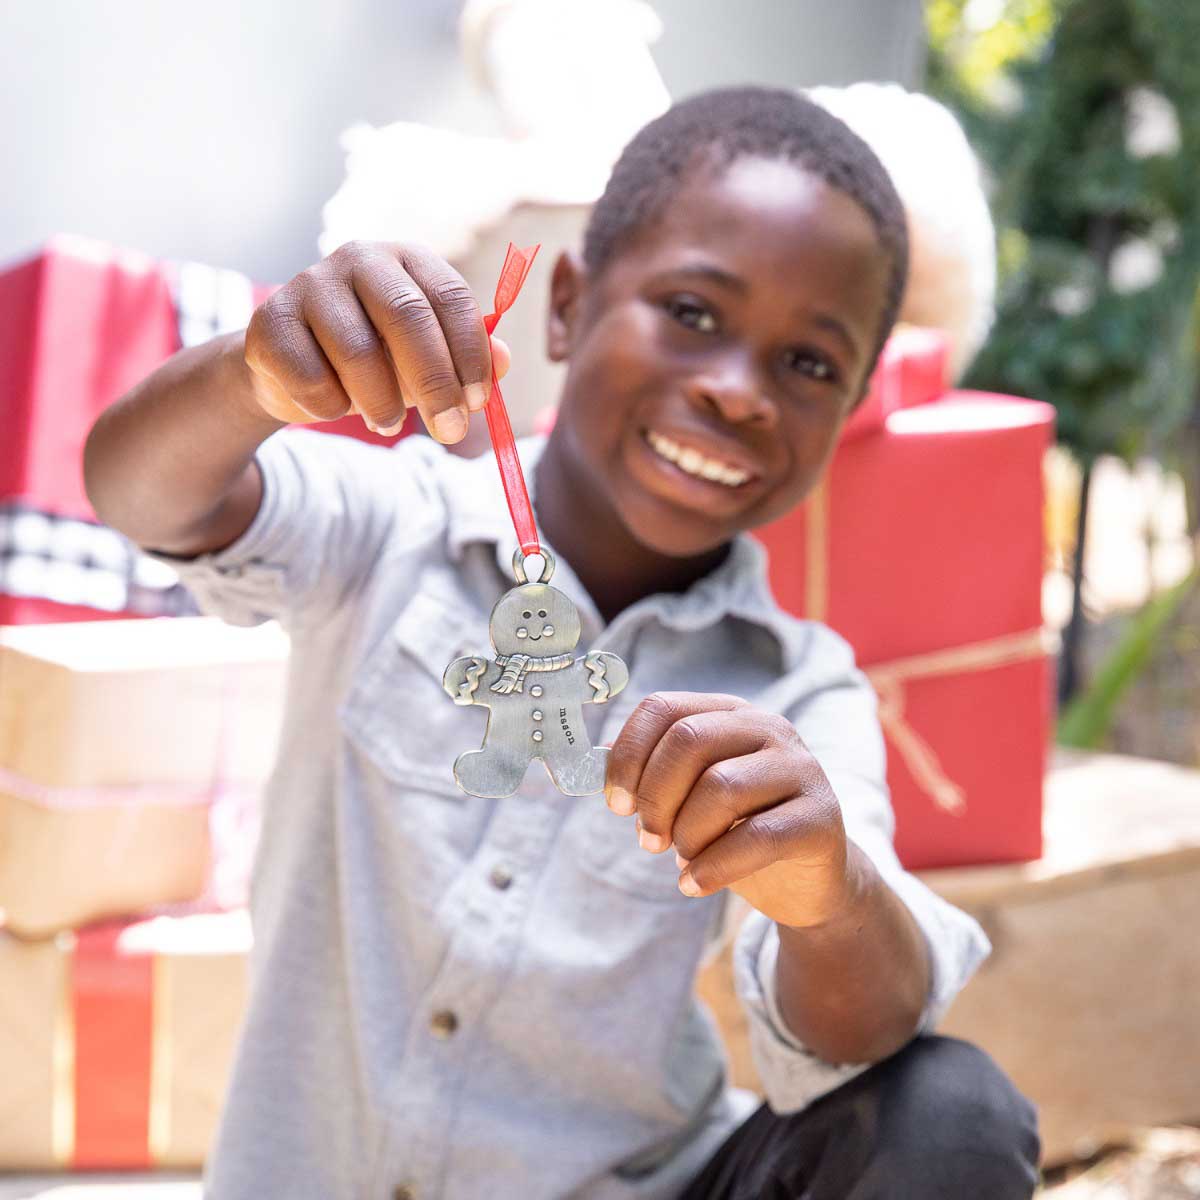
[646,156,880,271]
[598,155,888,353]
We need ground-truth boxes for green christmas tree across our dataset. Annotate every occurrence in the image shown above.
[928,0,1200,702]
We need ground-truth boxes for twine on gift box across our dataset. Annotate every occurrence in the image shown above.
[864,628,1059,814]
[803,481,1056,814]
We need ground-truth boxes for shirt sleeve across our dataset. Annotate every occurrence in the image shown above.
[732,623,991,1113]
[145,429,443,630]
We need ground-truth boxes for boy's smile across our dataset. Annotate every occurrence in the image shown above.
[539,154,892,580]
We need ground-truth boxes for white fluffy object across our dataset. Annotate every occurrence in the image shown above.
[809,83,997,381]
[320,0,668,262]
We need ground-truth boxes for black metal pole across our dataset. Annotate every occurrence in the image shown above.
[1058,459,1094,706]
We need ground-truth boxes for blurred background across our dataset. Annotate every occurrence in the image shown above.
[1,1,1197,1196]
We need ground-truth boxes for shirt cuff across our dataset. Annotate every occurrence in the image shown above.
[732,868,991,1114]
[733,912,871,1112]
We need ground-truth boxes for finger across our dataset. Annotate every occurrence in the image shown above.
[636,709,786,852]
[669,746,812,863]
[604,692,747,839]
[402,246,495,412]
[245,292,352,423]
[679,791,843,898]
[490,334,511,380]
[348,250,469,443]
[301,283,405,431]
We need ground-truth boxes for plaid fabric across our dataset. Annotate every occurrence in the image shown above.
[171,259,256,349]
[0,501,197,617]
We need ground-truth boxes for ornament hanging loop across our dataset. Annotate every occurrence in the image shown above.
[512,547,555,585]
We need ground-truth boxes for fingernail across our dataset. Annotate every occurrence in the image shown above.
[465,382,491,412]
[378,414,407,436]
[432,408,467,443]
[608,787,635,817]
[637,825,668,854]
[674,852,690,870]
[678,870,701,897]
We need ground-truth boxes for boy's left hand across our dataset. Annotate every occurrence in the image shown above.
[605,692,853,928]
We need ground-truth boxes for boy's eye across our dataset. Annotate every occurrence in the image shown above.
[537,609,547,618]
[664,295,719,334]
[783,347,839,384]
[522,610,532,619]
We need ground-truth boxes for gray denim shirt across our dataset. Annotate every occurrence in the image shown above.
[160,429,988,1200]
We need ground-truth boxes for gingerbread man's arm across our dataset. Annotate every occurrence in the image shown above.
[443,656,502,706]
[580,651,628,705]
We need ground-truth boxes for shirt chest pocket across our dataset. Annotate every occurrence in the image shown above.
[565,798,696,905]
[338,589,490,800]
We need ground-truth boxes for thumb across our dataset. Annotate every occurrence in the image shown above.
[490,334,511,381]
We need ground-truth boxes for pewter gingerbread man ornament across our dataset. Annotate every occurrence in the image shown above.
[442,549,628,798]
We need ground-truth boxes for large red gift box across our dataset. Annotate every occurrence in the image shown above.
[756,390,1056,869]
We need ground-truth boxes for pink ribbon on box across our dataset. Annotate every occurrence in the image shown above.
[0,766,212,810]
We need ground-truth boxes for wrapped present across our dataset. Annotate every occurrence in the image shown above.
[0,910,250,1169]
[926,752,1200,1164]
[755,391,1056,869]
[0,236,179,519]
[0,618,288,938]
[0,237,194,620]
[839,325,948,444]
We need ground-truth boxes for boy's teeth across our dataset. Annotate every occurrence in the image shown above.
[645,431,749,488]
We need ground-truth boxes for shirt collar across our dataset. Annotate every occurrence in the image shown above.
[434,433,812,670]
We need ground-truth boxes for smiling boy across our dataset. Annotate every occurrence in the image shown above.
[85,88,1039,1199]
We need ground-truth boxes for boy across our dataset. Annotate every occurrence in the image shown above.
[85,88,1039,1199]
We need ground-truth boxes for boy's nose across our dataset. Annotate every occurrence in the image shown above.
[686,364,777,428]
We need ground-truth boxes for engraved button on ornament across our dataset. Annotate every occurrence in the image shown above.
[442,549,629,798]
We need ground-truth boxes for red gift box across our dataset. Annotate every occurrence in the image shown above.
[839,325,948,444]
[0,240,417,623]
[755,391,1056,870]
[0,236,180,519]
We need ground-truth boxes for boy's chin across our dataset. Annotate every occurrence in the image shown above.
[617,496,743,560]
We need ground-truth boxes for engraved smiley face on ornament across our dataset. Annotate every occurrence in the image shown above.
[490,584,581,657]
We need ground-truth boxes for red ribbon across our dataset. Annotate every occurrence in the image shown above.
[482,243,541,557]
[71,923,154,1168]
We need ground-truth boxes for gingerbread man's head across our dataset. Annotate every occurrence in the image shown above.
[490,583,582,658]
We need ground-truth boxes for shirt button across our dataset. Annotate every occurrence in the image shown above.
[393,1186,416,1200]
[530,685,543,697]
[429,1010,459,1039]
[531,730,544,742]
[532,709,543,721]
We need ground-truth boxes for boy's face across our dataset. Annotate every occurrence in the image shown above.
[547,156,892,558]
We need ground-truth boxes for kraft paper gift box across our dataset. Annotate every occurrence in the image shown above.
[0,618,288,938]
[755,391,1056,870]
[0,909,250,1170]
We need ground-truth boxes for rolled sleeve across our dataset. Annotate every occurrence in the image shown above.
[146,430,441,629]
[732,624,991,1114]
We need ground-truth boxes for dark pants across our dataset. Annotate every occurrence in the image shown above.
[680,1037,1040,1200]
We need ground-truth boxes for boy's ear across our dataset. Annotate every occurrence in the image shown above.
[546,250,586,363]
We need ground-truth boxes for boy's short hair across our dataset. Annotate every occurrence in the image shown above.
[583,85,910,377]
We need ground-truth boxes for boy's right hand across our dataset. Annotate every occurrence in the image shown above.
[242,242,510,444]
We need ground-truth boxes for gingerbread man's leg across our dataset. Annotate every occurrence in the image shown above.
[543,739,610,797]
[453,741,531,798]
